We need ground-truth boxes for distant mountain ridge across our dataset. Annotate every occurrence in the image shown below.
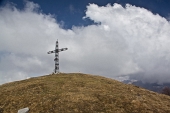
[0,73,170,113]
[123,80,170,93]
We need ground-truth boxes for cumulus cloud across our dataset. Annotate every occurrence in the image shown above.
[84,3,170,83]
[0,1,71,84]
[0,1,170,84]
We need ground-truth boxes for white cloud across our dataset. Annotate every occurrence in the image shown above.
[84,3,170,83]
[0,1,71,84]
[0,2,170,84]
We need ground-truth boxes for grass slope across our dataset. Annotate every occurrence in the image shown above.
[0,73,170,113]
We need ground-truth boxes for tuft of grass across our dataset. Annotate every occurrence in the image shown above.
[0,73,170,113]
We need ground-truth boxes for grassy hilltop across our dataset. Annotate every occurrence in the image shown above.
[0,73,170,113]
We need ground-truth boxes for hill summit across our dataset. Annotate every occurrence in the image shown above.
[0,73,170,113]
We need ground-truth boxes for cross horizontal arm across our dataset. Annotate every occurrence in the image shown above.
[47,48,68,54]
[47,50,55,54]
[58,48,68,52]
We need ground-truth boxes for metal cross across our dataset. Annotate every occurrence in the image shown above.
[47,40,68,73]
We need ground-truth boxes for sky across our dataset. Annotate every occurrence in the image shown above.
[0,0,170,85]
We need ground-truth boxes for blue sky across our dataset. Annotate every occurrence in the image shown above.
[0,0,170,84]
[1,0,170,29]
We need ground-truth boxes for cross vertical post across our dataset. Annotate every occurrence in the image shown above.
[47,40,68,73]
[55,41,59,73]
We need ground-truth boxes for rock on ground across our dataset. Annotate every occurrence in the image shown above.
[18,107,29,113]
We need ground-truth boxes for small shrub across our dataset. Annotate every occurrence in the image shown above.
[161,86,170,96]
[0,108,3,113]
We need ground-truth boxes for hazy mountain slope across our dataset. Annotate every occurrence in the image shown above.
[0,73,170,113]
[124,80,170,93]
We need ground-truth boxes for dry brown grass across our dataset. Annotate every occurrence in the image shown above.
[0,73,170,113]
